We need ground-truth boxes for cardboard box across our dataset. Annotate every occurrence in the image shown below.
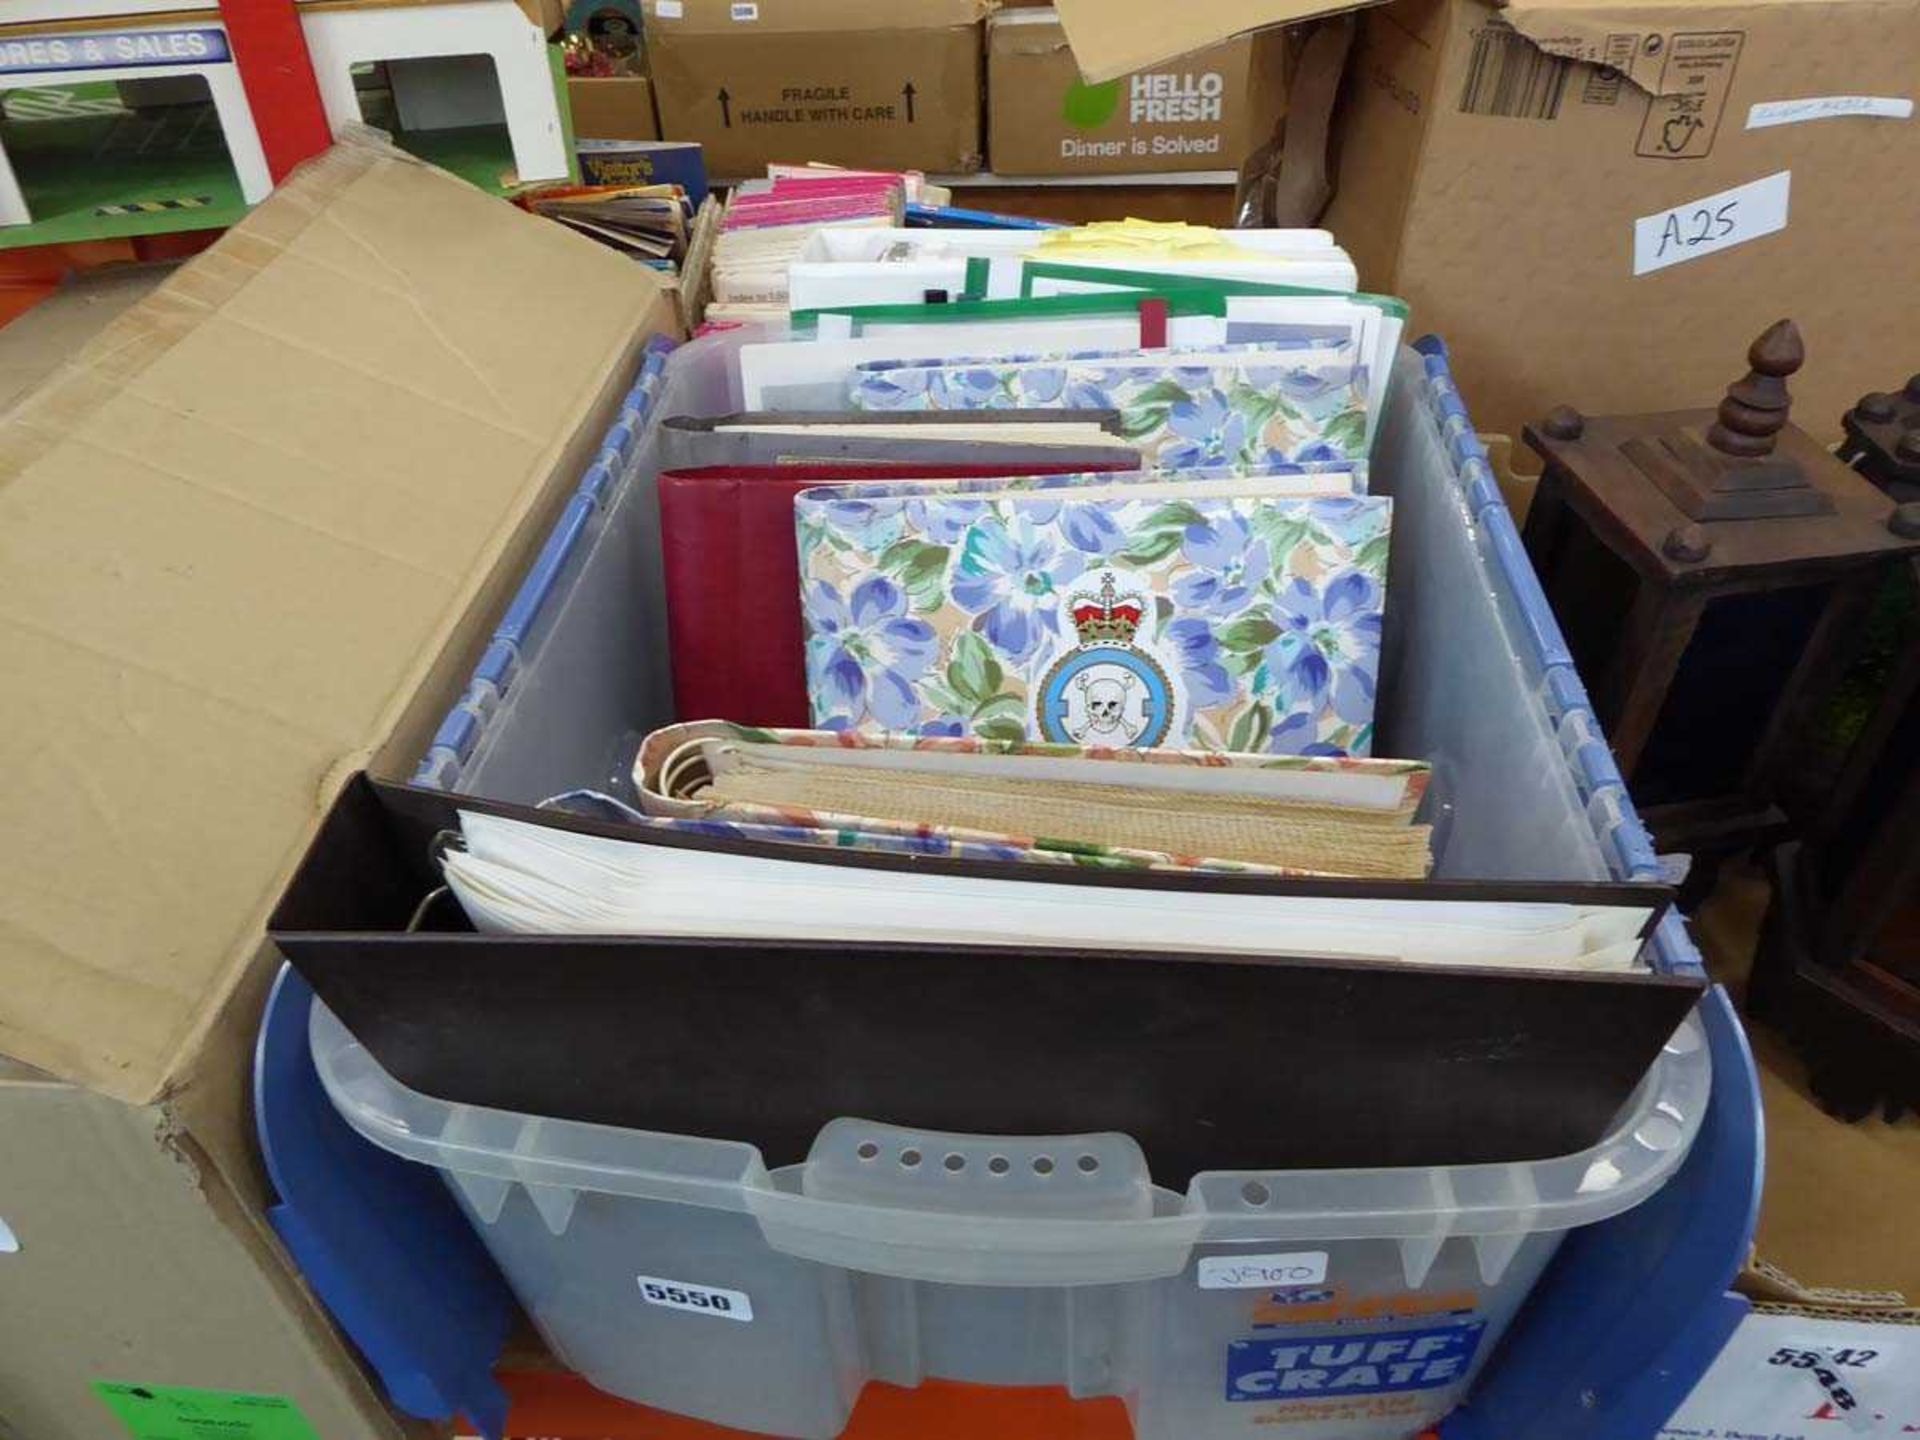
[644,0,990,180]
[1324,0,1920,445]
[517,0,568,35]
[0,128,674,1440]
[988,9,1286,175]
[568,73,660,141]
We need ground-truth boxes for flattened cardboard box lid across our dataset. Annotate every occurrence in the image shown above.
[1057,0,1913,89]
[0,127,671,1103]
[1054,0,1361,80]
[648,0,993,36]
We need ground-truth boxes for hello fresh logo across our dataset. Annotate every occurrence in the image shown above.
[1130,70,1225,123]
[1062,70,1225,131]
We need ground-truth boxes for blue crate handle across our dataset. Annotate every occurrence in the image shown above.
[254,968,517,1439]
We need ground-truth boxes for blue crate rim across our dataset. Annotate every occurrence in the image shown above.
[414,334,677,786]
[1410,338,1693,974]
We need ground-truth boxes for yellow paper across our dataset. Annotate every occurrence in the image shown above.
[1033,220,1265,262]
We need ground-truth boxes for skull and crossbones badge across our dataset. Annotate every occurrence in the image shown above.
[1034,569,1178,748]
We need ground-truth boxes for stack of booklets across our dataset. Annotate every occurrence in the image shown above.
[516,181,693,271]
[634,721,1435,880]
[662,274,1402,741]
[704,168,934,325]
[787,220,1360,313]
[440,804,1654,973]
[574,138,709,204]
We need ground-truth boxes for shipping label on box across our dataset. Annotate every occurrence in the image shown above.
[987,10,1286,175]
[1660,1312,1920,1437]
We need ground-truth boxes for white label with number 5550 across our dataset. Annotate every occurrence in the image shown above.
[637,1274,754,1323]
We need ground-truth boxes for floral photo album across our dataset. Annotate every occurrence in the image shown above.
[847,343,1371,473]
[796,470,1391,758]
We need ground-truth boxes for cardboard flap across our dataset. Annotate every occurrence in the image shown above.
[650,0,994,35]
[1056,0,1920,90]
[1054,0,1375,80]
[989,10,1074,57]
[0,128,671,1102]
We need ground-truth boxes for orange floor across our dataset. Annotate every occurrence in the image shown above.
[484,1372,1446,1440]
[488,1374,1130,1440]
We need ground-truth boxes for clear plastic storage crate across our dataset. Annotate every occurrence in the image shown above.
[313,1001,1705,1440]
[299,338,1716,1440]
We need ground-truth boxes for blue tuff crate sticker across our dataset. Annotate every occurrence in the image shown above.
[1226,1322,1486,1401]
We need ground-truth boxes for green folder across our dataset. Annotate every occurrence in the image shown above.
[1015,261,1410,320]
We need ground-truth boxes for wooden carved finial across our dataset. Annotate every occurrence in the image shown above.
[1707,319,1802,458]
[1856,392,1899,424]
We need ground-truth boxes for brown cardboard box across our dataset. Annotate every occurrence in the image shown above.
[644,0,991,180]
[988,9,1286,175]
[568,73,660,141]
[516,0,567,35]
[0,127,674,1440]
[1325,0,1920,445]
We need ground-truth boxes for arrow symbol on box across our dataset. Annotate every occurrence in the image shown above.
[902,81,916,122]
[718,87,732,128]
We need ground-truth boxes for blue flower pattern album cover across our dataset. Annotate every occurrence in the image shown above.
[797,484,1392,758]
[847,345,1370,473]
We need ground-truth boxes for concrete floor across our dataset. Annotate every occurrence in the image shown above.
[1692,862,1920,1298]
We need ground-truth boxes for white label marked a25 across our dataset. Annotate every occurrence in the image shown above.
[1633,170,1790,276]
[638,1274,754,1322]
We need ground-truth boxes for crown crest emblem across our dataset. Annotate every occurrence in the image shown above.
[1069,571,1146,646]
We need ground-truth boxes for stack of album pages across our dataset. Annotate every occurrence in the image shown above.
[417,239,1671,980]
[439,804,1657,974]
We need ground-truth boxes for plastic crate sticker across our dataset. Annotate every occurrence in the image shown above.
[1199,1251,1329,1290]
[1226,1322,1486,1401]
[1250,1285,1479,1328]
[92,1383,320,1440]
[637,1274,753,1323]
